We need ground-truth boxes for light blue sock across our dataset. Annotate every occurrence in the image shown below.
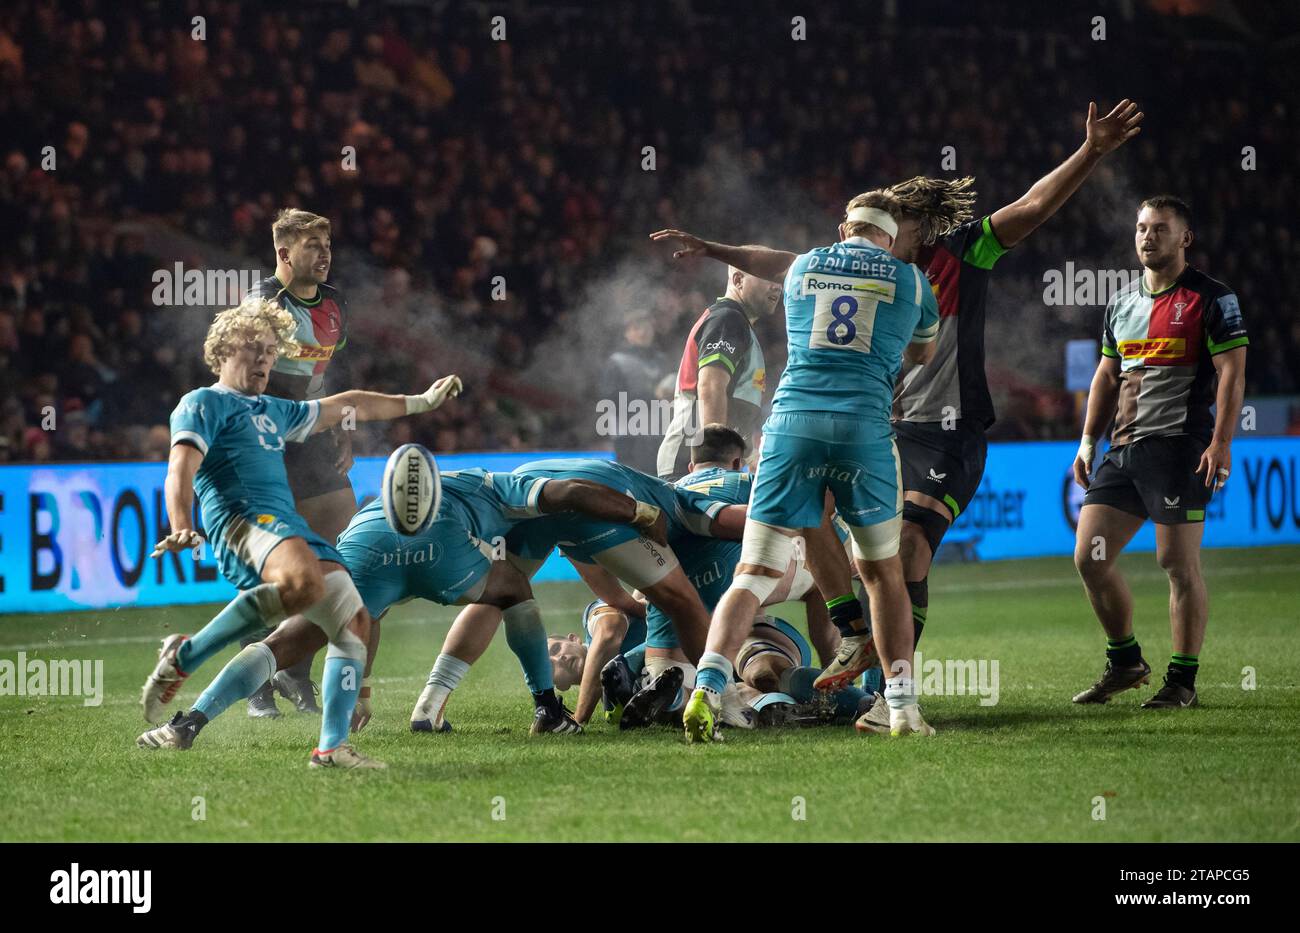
[192,644,276,720]
[696,651,732,696]
[318,656,362,752]
[624,644,646,678]
[503,600,553,693]
[178,584,285,673]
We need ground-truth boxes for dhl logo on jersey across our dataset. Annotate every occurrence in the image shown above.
[1118,337,1186,361]
[289,345,337,361]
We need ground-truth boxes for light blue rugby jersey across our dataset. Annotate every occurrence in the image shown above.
[169,383,319,538]
[771,237,939,424]
[344,468,549,545]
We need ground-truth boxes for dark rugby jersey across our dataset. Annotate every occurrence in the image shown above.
[892,215,1009,428]
[1101,265,1247,445]
[248,275,348,401]
[656,297,766,478]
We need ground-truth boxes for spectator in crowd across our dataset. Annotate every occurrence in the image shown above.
[599,310,671,474]
[1,1,1296,462]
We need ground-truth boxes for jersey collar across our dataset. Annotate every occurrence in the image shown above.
[211,381,260,400]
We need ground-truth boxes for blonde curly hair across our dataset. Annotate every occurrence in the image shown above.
[202,297,300,374]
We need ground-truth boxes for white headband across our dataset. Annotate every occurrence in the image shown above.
[845,206,898,239]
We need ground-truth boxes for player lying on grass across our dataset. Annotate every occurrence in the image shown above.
[136,296,462,769]
[407,452,749,733]
[332,463,674,735]
[653,187,949,742]
[553,601,867,731]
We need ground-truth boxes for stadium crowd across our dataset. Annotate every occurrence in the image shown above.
[2,0,1297,464]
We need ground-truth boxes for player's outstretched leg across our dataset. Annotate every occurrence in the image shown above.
[138,617,330,751]
[309,574,384,770]
[141,583,288,723]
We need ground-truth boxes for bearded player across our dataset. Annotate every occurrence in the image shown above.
[1071,196,1246,709]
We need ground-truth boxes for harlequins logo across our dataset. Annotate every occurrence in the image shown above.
[1173,301,1187,323]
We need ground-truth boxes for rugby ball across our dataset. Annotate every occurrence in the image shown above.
[381,443,441,536]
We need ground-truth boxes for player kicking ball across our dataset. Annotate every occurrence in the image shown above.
[136,296,461,768]
[657,189,948,742]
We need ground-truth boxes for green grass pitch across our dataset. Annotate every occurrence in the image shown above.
[2,546,1297,842]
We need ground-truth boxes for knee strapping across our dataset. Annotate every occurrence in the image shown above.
[326,626,366,662]
[735,523,795,602]
[902,502,950,556]
[850,515,902,562]
[304,571,364,641]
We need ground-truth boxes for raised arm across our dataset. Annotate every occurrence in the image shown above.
[312,374,462,432]
[990,100,1143,249]
[650,229,795,283]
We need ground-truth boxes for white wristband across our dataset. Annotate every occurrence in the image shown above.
[631,501,661,529]
[1077,434,1096,464]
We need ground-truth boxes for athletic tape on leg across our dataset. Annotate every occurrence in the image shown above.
[734,522,796,602]
[850,515,902,562]
[304,571,365,641]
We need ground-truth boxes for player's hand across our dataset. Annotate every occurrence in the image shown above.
[1072,456,1092,490]
[645,510,669,547]
[351,684,373,732]
[332,427,355,474]
[1085,99,1143,156]
[407,374,463,414]
[1073,436,1096,489]
[649,229,711,260]
[151,529,204,558]
[1196,440,1231,490]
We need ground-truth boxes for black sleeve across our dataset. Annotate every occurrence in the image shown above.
[694,309,752,380]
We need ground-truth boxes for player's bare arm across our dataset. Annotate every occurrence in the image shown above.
[709,503,748,540]
[904,337,938,366]
[352,615,381,733]
[570,560,647,618]
[1197,346,1246,490]
[574,611,627,724]
[153,442,205,556]
[696,365,732,427]
[990,100,1144,248]
[1074,355,1122,490]
[649,229,796,283]
[539,479,669,546]
[312,374,462,432]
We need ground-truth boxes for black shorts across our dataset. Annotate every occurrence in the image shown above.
[285,430,353,501]
[895,421,988,521]
[1082,434,1212,524]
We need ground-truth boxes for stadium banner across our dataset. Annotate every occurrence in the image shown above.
[2,439,1298,614]
[0,450,613,615]
[941,436,1300,561]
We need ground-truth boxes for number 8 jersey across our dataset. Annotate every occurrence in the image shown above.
[771,236,938,425]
